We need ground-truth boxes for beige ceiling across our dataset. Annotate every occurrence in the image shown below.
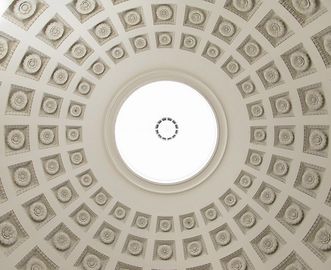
[0,0,331,269]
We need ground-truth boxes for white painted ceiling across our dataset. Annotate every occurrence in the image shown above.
[0,0,331,269]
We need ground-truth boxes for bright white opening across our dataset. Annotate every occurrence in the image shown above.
[115,81,218,184]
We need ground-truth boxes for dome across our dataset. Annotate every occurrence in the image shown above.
[0,0,331,269]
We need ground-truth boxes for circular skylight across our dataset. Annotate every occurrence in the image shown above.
[115,81,218,184]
